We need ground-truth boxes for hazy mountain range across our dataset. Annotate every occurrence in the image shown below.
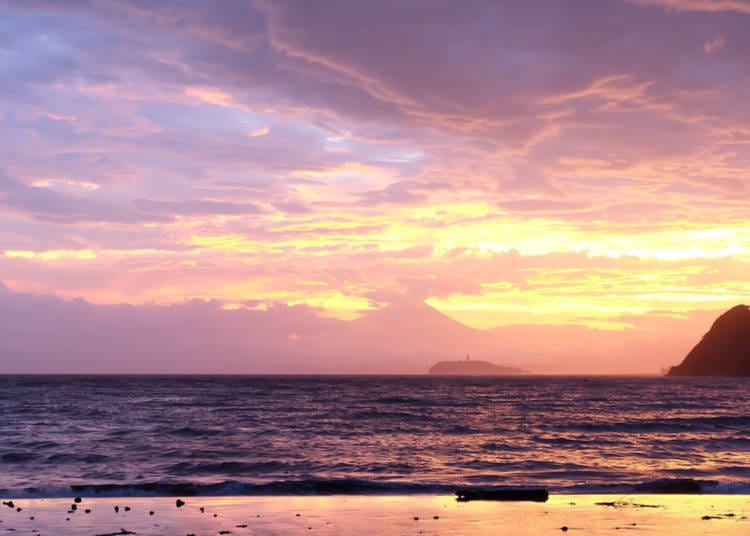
[0,282,722,374]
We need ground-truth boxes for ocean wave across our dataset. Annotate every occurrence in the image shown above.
[1,452,37,463]
[1,479,455,498]
[4,477,750,499]
[162,460,294,476]
[572,477,750,495]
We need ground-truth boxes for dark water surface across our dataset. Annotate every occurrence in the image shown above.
[1,375,749,497]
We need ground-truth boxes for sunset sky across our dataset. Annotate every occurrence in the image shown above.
[1,1,749,373]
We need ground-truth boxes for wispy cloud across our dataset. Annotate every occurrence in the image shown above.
[704,35,727,52]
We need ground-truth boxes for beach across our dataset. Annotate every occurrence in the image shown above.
[2,494,750,535]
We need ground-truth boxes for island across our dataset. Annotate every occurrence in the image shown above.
[428,356,528,375]
[667,304,750,376]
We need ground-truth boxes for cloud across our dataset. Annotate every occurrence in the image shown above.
[628,0,750,15]
[354,181,432,206]
[248,126,270,137]
[132,198,265,217]
[704,35,727,52]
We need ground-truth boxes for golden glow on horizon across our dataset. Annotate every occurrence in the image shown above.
[5,200,748,330]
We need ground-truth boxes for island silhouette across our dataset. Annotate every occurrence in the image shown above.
[668,304,750,376]
[428,355,529,375]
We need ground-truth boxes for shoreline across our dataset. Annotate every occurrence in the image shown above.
[2,494,750,535]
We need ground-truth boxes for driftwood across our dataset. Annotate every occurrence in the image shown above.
[455,488,549,502]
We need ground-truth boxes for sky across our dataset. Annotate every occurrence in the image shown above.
[1,0,749,373]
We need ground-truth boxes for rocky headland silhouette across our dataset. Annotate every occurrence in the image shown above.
[668,304,750,376]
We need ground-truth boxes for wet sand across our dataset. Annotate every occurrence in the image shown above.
[1,494,749,535]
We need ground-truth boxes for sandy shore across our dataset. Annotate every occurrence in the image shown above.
[1,494,749,535]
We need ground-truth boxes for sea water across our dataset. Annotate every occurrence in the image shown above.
[2,375,749,497]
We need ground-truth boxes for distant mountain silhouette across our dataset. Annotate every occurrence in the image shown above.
[428,359,528,375]
[668,304,750,376]
[326,302,496,357]
[0,281,729,374]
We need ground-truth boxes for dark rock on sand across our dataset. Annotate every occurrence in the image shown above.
[455,488,549,502]
[668,305,750,376]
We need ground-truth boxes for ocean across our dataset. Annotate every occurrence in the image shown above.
[2,375,749,498]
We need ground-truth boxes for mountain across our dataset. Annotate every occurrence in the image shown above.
[322,302,496,357]
[667,304,750,376]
